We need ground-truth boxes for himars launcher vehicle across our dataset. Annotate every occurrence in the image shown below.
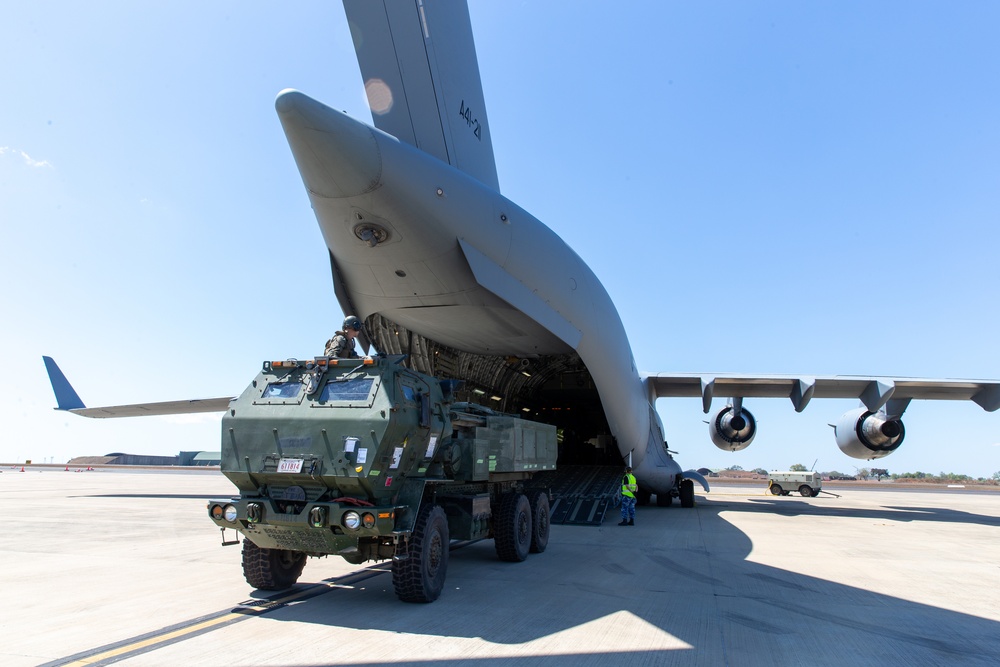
[205,354,556,602]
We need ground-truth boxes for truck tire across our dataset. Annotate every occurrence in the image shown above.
[495,492,532,562]
[656,493,673,507]
[527,490,550,554]
[393,503,449,603]
[799,485,813,497]
[770,484,783,496]
[679,479,695,508]
[242,539,306,591]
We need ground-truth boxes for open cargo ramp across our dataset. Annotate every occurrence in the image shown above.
[528,465,623,526]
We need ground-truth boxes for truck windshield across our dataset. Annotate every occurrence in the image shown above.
[321,377,375,402]
[262,382,302,399]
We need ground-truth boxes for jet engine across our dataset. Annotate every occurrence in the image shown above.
[709,405,756,451]
[833,407,905,460]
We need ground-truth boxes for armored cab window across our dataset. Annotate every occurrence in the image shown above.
[260,382,303,400]
[320,377,375,402]
[400,384,417,404]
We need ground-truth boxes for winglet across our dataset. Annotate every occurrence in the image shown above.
[42,357,86,411]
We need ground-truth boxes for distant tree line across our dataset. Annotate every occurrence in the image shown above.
[713,464,1000,485]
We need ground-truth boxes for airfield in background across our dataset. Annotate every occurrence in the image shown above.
[2,467,998,666]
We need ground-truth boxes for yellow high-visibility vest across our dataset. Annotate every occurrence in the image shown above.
[622,473,638,498]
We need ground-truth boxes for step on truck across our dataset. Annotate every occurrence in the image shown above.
[207,354,557,602]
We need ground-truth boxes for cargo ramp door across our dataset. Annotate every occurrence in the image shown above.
[527,465,622,526]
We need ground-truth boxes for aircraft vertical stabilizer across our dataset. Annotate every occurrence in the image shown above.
[343,0,500,191]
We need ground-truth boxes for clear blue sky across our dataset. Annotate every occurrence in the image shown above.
[2,2,998,478]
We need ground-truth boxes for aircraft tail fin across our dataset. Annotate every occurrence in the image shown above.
[344,0,500,191]
[42,356,86,411]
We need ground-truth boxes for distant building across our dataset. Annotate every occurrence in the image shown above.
[67,451,220,467]
[189,451,221,466]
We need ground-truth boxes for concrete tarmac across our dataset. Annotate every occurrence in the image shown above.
[2,468,998,666]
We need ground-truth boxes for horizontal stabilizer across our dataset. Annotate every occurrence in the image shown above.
[67,398,234,419]
[43,356,233,419]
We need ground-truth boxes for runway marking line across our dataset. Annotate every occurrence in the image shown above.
[46,541,477,667]
[47,565,391,667]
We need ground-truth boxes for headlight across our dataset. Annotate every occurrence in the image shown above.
[223,504,238,523]
[210,504,224,520]
[362,512,376,529]
[343,511,361,530]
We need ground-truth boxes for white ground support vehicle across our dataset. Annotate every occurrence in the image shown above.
[768,471,822,497]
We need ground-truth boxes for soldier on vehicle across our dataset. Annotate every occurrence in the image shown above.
[619,465,638,526]
[325,316,362,359]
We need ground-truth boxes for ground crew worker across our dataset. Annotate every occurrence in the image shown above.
[324,316,362,359]
[619,466,638,526]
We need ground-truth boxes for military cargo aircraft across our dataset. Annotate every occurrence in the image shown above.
[45,1,1000,507]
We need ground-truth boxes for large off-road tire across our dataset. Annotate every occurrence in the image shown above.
[679,479,695,508]
[799,485,813,497]
[656,492,673,507]
[770,484,784,496]
[494,492,532,562]
[393,503,449,603]
[242,539,307,591]
[527,490,550,554]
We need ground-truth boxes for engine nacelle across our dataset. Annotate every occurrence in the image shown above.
[709,405,757,452]
[834,407,905,460]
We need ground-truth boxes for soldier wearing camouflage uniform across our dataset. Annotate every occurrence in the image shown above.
[325,315,362,358]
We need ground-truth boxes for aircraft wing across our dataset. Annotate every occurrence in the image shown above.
[343,0,500,190]
[43,356,233,419]
[645,373,1000,417]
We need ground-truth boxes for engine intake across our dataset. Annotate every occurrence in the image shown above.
[709,405,756,452]
[834,407,905,460]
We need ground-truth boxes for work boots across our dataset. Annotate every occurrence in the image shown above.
[628,519,634,526]
[618,519,628,526]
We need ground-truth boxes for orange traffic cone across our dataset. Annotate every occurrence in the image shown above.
[20,467,25,472]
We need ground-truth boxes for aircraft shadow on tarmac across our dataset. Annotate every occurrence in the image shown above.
[735,496,1000,528]
[249,497,1000,665]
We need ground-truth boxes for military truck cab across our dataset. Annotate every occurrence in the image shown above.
[768,471,822,497]
[207,354,556,602]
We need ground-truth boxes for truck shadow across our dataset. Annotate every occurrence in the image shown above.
[251,495,1000,664]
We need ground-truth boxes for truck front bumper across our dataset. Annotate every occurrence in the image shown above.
[207,497,400,555]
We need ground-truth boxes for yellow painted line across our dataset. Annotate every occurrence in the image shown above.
[62,614,243,666]
[56,570,384,666]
